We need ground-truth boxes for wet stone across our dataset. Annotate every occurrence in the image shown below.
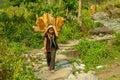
[55,60,72,70]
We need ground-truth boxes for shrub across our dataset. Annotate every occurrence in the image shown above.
[0,40,37,80]
[0,6,43,48]
[75,40,108,71]
[58,20,83,43]
[82,9,98,31]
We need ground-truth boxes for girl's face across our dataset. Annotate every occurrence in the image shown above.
[48,28,54,34]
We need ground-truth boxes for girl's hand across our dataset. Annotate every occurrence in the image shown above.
[52,25,56,29]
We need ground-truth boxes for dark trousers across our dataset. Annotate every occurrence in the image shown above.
[46,48,56,70]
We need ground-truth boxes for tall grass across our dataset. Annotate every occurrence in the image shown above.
[58,20,83,43]
[72,34,120,72]
[73,40,109,71]
[0,6,43,49]
[0,40,37,80]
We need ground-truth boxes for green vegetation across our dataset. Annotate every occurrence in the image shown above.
[76,40,108,71]
[0,40,37,80]
[71,32,120,72]
[0,0,120,79]
[58,20,83,43]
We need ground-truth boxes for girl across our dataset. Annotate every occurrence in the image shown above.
[44,24,59,72]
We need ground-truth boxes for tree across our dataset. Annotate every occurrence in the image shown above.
[78,0,87,36]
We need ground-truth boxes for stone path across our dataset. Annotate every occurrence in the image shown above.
[23,34,116,80]
[23,38,100,80]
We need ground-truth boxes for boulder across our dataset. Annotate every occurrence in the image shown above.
[90,27,112,35]
[91,12,109,21]
[92,11,120,33]
[103,19,120,32]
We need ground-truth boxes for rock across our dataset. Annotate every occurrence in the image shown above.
[75,71,79,75]
[86,73,98,80]
[104,19,120,27]
[56,54,68,61]
[42,61,47,66]
[88,70,96,74]
[76,72,98,80]
[103,19,120,33]
[56,60,70,66]
[114,57,118,60]
[47,68,72,80]
[98,33,104,37]
[96,65,104,69]
[79,64,85,70]
[67,74,76,80]
[90,27,112,35]
[73,62,79,67]
[58,40,79,51]
[109,8,120,18]
[73,63,85,73]
[55,60,72,70]
[92,11,120,33]
[35,67,50,80]
[65,50,79,58]
[89,34,115,41]
[92,12,109,21]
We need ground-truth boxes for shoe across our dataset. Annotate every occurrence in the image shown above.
[48,67,51,71]
[51,70,55,73]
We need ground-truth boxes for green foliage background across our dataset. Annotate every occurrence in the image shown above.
[0,0,120,79]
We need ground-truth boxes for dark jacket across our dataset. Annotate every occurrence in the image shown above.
[44,33,59,52]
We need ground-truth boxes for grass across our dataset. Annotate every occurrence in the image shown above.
[77,40,108,71]
[58,20,83,43]
[71,33,120,72]
[104,74,120,80]
[96,35,120,73]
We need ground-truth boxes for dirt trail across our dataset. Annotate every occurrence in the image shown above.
[97,62,120,80]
